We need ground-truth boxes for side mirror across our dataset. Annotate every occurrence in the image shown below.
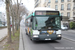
[31,17,33,22]
[60,16,62,20]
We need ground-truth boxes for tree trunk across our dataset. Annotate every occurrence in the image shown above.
[6,0,12,43]
[10,0,15,36]
[17,0,19,30]
[15,17,17,32]
[11,12,15,36]
[14,16,16,33]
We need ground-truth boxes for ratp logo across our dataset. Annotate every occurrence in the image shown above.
[47,30,54,34]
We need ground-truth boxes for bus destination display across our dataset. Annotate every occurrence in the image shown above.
[35,11,59,15]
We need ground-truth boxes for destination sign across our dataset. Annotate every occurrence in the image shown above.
[35,11,59,15]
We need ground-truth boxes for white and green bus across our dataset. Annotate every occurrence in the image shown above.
[25,7,62,41]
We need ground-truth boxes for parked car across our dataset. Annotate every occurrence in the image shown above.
[0,24,4,27]
[61,25,68,30]
[5,24,7,26]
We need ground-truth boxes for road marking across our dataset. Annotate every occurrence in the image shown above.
[22,32,25,50]
[62,36,75,42]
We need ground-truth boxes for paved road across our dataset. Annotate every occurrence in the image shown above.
[20,21,75,50]
[62,30,75,41]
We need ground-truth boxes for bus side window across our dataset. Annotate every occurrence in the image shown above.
[25,20,26,26]
[27,18,32,27]
[30,18,32,27]
[25,20,28,27]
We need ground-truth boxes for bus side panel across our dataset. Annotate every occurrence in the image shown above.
[25,17,32,35]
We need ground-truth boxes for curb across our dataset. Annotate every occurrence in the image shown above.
[62,36,75,42]
[19,31,24,50]
[0,27,7,30]
[0,35,7,42]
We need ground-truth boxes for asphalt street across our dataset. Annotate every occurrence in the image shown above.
[62,30,75,41]
[20,21,75,50]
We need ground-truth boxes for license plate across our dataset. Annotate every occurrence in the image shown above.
[45,38,51,40]
[47,34,49,36]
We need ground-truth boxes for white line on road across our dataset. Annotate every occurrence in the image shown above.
[62,36,75,42]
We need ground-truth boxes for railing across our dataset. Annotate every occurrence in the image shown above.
[62,16,69,21]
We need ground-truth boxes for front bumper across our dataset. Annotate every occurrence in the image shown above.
[32,34,62,41]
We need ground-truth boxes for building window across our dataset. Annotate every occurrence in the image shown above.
[55,5,58,10]
[61,13,63,16]
[61,4,64,10]
[61,0,64,2]
[35,0,39,4]
[73,12,75,17]
[67,3,71,10]
[73,3,75,10]
[67,0,71,2]
[48,0,51,3]
[55,0,58,3]
[48,5,50,8]
[35,3,38,7]
[67,12,70,17]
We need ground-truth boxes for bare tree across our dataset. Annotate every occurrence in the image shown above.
[0,0,28,43]
[17,0,19,31]
[12,3,28,31]
[18,4,28,26]
[9,0,15,36]
[0,0,12,43]
[12,4,18,32]
[5,0,12,43]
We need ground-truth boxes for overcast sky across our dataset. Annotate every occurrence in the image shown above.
[0,2,6,13]
[21,0,34,11]
[0,0,34,13]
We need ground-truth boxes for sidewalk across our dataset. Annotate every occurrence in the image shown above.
[0,28,7,42]
[19,27,24,50]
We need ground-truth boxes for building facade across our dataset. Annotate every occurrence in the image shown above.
[35,0,45,7]
[45,0,74,20]
[0,12,5,26]
[35,0,75,27]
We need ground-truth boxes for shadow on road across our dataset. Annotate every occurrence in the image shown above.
[33,40,59,44]
[25,33,60,44]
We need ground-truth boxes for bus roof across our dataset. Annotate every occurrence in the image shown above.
[26,14,33,19]
[26,7,57,19]
[33,7,55,12]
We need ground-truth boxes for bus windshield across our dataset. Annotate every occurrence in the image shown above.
[33,16,61,30]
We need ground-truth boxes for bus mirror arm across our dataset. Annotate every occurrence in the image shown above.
[31,17,33,22]
[60,16,62,20]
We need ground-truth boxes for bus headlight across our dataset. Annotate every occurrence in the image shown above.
[57,34,61,37]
